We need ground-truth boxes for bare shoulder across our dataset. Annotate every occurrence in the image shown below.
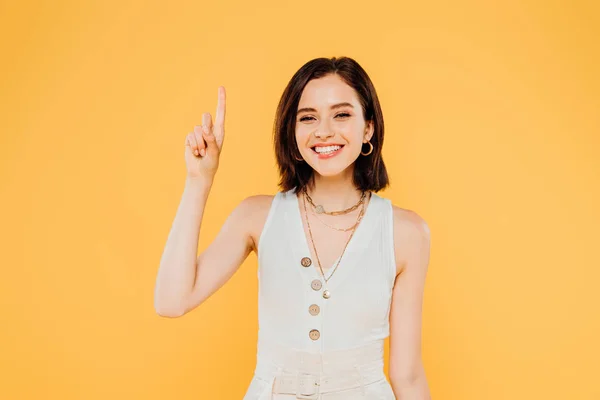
[235,194,276,254]
[237,194,275,212]
[391,204,431,276]
[391,205,430,238]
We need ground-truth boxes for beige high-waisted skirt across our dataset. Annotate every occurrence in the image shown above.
[243,341,396,399]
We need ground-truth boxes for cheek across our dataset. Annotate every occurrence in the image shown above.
[340,121,364,138]
[295,128,310,145]
[340,129,366,147]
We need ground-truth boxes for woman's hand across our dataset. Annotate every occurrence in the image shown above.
[184,86,226,180]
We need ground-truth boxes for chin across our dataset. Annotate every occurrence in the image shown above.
[309,160,354,178]
[314,169,345,177]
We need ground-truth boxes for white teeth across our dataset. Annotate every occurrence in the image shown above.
[314,145,342,154]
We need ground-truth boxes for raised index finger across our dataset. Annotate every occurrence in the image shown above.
[214,86,226,130]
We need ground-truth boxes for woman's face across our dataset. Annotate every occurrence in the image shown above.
[295,74,373,178]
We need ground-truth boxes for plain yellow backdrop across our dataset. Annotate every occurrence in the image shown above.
[1,0,598,399]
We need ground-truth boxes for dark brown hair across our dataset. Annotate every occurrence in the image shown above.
[273,56,389,194]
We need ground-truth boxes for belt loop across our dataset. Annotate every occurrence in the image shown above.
[271,366,283,395]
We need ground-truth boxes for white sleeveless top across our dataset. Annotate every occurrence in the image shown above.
[244,188,397,399]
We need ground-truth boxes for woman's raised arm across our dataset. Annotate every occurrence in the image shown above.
[153,86,255,317]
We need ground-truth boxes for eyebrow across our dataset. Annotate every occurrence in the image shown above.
[297,102,354,114]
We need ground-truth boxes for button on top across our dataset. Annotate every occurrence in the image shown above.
[311,279,323,291]
[300,257,312,267]
[308,304,320,316]
[309,329,320,340]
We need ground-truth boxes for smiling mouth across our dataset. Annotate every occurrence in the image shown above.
[311,145,344,155]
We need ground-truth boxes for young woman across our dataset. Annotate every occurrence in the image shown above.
[154,57,432,399]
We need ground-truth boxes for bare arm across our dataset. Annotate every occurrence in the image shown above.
[153,176,212,317]
[154,180,267,317]
[155,86,245,317]
[389,207,432,399]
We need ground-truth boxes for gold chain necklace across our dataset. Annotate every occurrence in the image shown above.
[302,190,368,285]
[304,188,366,215]
[311,201,365,232]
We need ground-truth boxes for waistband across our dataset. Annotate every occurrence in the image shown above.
[256,340,384,374]
[253,341,386,398]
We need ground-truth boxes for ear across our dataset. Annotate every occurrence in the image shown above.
[364,120,374,142]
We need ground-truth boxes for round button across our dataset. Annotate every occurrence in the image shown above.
[300,257,312,267]
[322,290,331,299]
[309,329,320,340]
[308,304,320,316]
[311,279,322,291]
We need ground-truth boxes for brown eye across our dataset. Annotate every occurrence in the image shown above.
[299,116,315,121]
[336,113,350,118]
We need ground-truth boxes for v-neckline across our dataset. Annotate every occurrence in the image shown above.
[288,187,378,291]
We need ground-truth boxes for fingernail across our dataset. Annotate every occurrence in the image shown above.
[200,149,206,157]
[194,149,199,156]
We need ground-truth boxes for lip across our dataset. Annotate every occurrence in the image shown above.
[311,144,345,159]
[312,143,346,147]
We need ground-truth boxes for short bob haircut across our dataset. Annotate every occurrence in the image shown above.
[273,56,389,194]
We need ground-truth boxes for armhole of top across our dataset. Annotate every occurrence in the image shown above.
[257,191,282,263]
[386,199,398,285]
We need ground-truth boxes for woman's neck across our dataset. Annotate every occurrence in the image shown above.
[306,170,364,211]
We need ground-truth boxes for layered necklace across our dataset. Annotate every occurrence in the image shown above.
[302,187,370,287]
[305,190,366,216]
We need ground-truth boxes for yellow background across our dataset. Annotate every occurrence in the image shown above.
[1,0,598,399]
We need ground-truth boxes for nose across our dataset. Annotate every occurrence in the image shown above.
[313,120,334,139]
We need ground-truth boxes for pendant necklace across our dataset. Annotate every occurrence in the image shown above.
[302,190,369,299]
